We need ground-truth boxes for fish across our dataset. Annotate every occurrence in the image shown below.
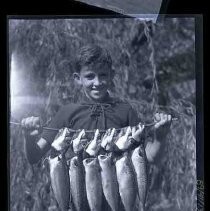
[51,128,71,152]
[49,154,70,211]
[72,129,87,154]
[101,128,116,152]
[98,154,119,211]
[69,156,89,211]
[115,126,132,151]
[131,145,148,211]
[115,152,137,211]
[83,157,102,211]
[86,129,101,156]
[131,123,145,143]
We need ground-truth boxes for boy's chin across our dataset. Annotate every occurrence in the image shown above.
[89,93,107,102]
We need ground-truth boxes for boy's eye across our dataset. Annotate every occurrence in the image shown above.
[99,73,108,78]
[85,74,95,80]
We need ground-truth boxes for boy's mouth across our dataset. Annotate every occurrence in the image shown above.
[91,88,104,93]
[92,90,101,93]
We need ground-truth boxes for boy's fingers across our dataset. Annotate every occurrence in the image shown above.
[168,114,172,122]
[21,116,41,129]
[26,117,33,129]
[154,113,173,129]
[30,130,39,136]
[163,113,168,120]
[154,113,161,122]
[29,116,35,128]
[32,116,38,127]
[21,118,26,128]
[163,114,169,124]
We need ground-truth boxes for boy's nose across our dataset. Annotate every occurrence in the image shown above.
[93,77,101,86]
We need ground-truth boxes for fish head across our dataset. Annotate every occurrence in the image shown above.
[98,154,112,167]
[85,132,102,156]
[70,156,79,168]
[83,157,101,171]
[74,138,89,153]
[132,145,146,161]
[83,157,96,167]
[138,144,145,157]
[115,153,127,166]
[51,127,70,151]
[48,155,62,171]
[115,127,132,151]
[72,129,87,153]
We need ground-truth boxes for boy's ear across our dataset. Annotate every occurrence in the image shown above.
[73,72,81,85]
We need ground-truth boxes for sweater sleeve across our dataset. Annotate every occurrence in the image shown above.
[128,105,141,126]
[41,105,69,144]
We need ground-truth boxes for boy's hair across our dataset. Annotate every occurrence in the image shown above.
[75,44,113,73]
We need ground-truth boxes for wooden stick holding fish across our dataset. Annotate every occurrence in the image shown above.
[10,117,178,133]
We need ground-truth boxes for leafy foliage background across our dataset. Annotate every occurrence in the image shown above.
[9,18,196,211]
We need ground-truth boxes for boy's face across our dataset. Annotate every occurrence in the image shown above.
[74,65,113,102]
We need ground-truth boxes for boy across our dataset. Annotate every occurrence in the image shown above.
[21,44,171,164]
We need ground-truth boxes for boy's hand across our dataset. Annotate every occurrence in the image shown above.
[154,113,172,129]
[21,116,43,136]
[154,113,172,142]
